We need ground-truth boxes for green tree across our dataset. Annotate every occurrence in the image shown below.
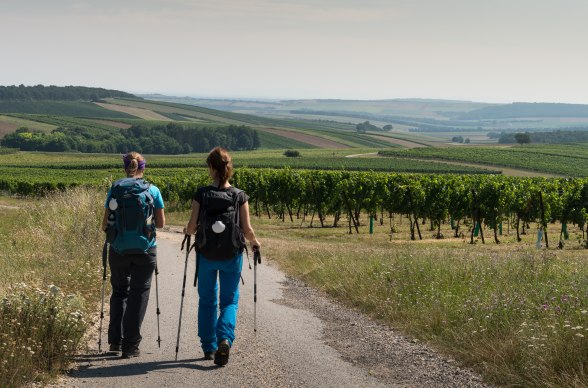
[515,132,531,144]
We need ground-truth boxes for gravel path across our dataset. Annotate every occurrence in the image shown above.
[62,231,491,388]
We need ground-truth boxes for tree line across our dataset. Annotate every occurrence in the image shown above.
[498,130,588,144]
[0,123,260,154]
[0,85,137,101]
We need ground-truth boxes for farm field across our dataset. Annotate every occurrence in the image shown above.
[93,102,171,121]
[0,148,491,169]
[0,115,58,135]
[380,144,588,177]
[0,101,136,119]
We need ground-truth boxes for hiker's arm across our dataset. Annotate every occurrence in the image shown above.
[155,208,165,229]
[185,200,200,235]
[239,201,260,248]
[101,209,110,232]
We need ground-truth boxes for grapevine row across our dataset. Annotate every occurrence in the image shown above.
[2,168,588,244]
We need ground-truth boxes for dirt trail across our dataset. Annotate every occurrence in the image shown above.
[62,231,489,388]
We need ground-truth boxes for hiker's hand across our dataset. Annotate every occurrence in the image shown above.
[251,239,261,251]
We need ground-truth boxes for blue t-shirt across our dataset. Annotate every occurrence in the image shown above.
[104,182,164,249]
[104,185,164,209]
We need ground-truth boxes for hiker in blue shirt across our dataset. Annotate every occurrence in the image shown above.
[101,151,165,358]
[185,147,260,366]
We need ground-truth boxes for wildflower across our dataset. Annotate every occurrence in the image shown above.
[48,284,59,296]
[576,333,585,338]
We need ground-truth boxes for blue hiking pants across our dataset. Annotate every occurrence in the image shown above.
[197,252,243,353]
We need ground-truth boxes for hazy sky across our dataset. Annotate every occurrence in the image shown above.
[1,0,587,103]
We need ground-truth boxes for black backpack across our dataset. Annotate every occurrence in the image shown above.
[196,187,246,260]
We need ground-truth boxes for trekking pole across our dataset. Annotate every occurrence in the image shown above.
[98,241,108,352]
[175,235,191,361]
[154,263,161,348]
[253,247,261,333]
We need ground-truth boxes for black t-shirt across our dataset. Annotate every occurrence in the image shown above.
[193,185,249,207]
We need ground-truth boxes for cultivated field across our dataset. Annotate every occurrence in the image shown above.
[257,127,350,148]
[94,102,171,121]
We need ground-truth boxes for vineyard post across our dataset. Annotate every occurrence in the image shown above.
[538,191,549,248]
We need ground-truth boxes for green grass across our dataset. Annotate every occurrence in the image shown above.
[253,215,588,387]
[5,114,128,131]
[380,144,588,176]
[0,150,497,174]
[0,101,136,119]
[0,115,58,132]
[0,189,104,386]
[256,130,316,149]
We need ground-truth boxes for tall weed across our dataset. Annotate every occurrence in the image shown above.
[263,232,588,387]
[0,188,104,386]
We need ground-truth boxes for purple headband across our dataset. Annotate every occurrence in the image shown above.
[123,155,146,170]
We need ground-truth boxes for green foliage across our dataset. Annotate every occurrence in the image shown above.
[515,132,531,144]
[355,120,381,133]
[379,145,588,176]
[283,150,301,157]
[1,122,261,154]
[0,147,18,155]
[0,101,135,119]
[3,162,588,245]
[500,130,588,144]
[0,85,136,101]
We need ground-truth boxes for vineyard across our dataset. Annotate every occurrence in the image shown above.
[379,144,588,177]
[2,163,588,246]
[0,150,497,173]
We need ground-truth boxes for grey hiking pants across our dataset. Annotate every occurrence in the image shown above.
[108,246,157,351]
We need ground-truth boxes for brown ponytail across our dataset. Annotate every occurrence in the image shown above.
[206,147,233,188]
[123,152,146,177]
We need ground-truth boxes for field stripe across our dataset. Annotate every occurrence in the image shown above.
[94,103,171,121]
[257,127,350,148]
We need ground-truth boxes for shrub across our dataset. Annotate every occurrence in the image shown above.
[0,188,103,386]
[283,150,301,157]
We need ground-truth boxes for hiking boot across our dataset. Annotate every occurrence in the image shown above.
[214,339,230,366]
[109,344,121,352]
[204,351,215,360]
[121,348,140,359]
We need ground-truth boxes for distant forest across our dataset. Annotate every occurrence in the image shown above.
[0,85,137,101]
[1,123,260,154]
[498,130,588,144]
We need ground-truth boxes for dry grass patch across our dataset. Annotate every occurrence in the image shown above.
[0,189,104,386]
[244,216,588,387]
